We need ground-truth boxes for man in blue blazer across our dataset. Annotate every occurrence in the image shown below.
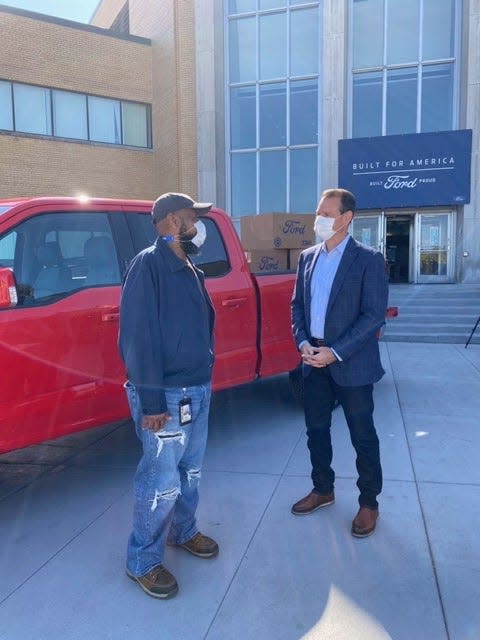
[291,188,388,537]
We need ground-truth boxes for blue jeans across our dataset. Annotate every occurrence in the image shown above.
[125,381,212,577]
[304,368,382,509]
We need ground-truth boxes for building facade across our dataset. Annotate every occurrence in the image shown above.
[0,1,478,282]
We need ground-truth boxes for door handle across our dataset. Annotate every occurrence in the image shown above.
[101,307,120,322]
[221,297,247,307]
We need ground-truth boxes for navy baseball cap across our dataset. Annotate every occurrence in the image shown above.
[152,192,212,223]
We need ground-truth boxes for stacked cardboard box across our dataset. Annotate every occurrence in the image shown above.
[241,213,315,273]
[288,248,304,271]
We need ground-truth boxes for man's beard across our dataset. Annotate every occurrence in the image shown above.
[179,236,200,255]
[179,219,200,255]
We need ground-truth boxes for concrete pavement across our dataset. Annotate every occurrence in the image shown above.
[0,342,479,640]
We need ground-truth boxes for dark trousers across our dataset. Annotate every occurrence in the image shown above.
[303,367,382,509]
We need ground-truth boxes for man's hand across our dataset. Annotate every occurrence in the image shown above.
[301,344,337,368]
[142,412,172,432]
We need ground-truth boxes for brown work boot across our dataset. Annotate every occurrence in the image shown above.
[351,506,379,538]
[291,491,335,515]
[174,532,219,558]
[126,565,178,599]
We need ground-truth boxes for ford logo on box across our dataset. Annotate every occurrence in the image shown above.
[241,213,315,249]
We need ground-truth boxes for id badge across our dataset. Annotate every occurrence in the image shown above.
[179,396,192,425]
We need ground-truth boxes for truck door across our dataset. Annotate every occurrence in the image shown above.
[0,209,127,452]
[122,210,258,391]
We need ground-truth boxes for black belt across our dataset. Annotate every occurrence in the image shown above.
[311,337,326,347]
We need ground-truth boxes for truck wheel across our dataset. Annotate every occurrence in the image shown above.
[289,367,304,404]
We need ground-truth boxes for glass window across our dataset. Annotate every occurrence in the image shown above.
[352,216,381,250]
[352,0,384,68]
[259,82,286,147]
[231,85,256,149]
[290,79,318,145]
[260,12,286,80]
[227,3,322,214]
[229,17,256,82]
[1,212,117,305]
[419,213,449,276]
[351,0,457,137]
[260,0,286,8]
[122,101,148,147]
[13,84,52,135]
[190,218,230,277]
[386,67,417,135]
[386,0,419,65]
[125,211,157,254]
[290,8,318,76]
[52,90,87,139]
[423,0,455,60]
[290,148,317,213]
[231,153,256,216]
[260,151,286,211]
[421,64,453,133]
[352,72,382,138]
[88,96,121,144]
[0,81,13,131]
[1,82,149,147]
[0,231,16,268]
[228,0,256,13]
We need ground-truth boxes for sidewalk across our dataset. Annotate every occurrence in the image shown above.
[0,342,479,640]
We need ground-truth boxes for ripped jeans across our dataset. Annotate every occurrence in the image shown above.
[125,381,212,577]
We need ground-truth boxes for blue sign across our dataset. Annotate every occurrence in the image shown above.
[338,130,472,209]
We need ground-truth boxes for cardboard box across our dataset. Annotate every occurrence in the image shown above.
[245,249,289,273]
[241,213,315,249]
[289,248,305,271]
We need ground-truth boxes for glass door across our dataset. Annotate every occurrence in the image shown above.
[351,213,385,252]
[416,212,454,283]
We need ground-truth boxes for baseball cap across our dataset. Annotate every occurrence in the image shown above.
[151,192,212,223]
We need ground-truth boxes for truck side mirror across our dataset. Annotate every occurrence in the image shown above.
[0,267,18,308]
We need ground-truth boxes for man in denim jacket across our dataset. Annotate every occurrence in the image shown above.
[119,193,217,599]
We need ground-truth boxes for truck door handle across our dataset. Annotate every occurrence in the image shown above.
[101,308,120,322]
[221,297,247,307]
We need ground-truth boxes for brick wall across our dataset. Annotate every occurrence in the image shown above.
[0,8,155,199]
[93,0,200,199]
[91,0,127,28]
[0,12,152,101]
[0,135,156,200]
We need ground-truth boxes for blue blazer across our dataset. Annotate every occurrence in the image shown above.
[291,236,389,386]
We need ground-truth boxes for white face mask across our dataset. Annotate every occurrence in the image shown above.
[191,220,207,248]
[313,216,336,243]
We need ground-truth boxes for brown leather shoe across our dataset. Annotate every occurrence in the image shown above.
[174,532,219,558]
[351,507,379,537]
[126,565,178,599]
[291,491,335,515]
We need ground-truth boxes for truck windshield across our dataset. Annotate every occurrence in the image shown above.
[0,206,13,216]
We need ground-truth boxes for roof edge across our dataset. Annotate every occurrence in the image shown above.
[0,3,151,45]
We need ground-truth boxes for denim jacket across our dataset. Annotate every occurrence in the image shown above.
[118,237,215,415]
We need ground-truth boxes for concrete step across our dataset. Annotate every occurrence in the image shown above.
[383,283,480,343]
[382,333,480,344]
[386,323,477,333]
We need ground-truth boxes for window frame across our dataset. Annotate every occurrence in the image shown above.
[0,79,152,149]
[348,0,461,138]
[226,2,323,219]
[0,211,123,306]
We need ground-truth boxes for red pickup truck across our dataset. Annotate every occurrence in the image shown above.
[0,197,301,453]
